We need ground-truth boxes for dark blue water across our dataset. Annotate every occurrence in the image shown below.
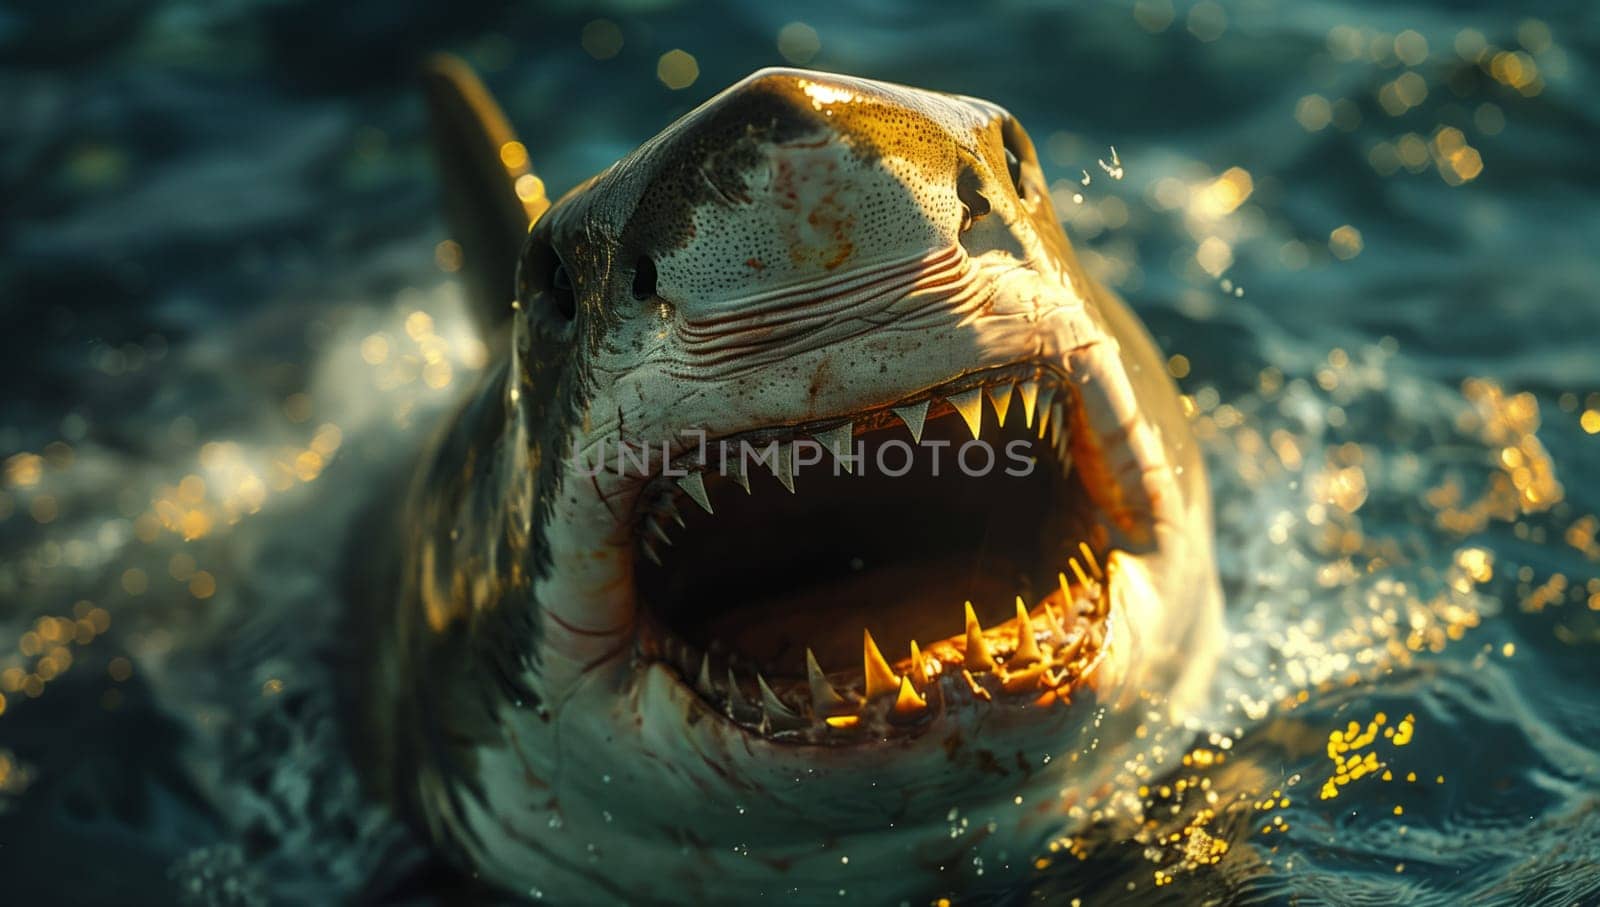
[3,1,1599,903]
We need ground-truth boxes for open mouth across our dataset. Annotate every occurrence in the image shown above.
[632,364,1135,743]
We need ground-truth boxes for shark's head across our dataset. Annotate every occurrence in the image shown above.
[387,66,1223,903]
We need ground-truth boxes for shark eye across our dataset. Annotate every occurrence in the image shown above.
[632,257,658,301]
[1003,147,1026,200]
[549,258,577,320]
[1000,118,1031,200]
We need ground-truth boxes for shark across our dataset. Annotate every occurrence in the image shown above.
[357,59,1223,904]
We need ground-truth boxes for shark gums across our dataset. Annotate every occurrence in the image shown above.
[356,62,1224,904]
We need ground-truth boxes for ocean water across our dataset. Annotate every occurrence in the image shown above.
[2,1,1598,903]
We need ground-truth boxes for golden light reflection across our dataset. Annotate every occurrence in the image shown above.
[777,22,820,65]
[1329,225,1363,260]
[1133,0,1174,33]
[29,495,57,524]
[1377,72,1427,117]
[1489,50,1540,94]
[1455,28,1487,61]
[1426,379,1562,533]
[283,392,313,422]
[434,239,463,273]
[498,140,528,171]
[1394,30,1429,65]
[360,333,390,365]
[1319,712,1414,800]
[1194,166,1253,218]
[1294,94,1331,132]
[1185,0,1226,42]
[1195,236,1232,277]
[580,19,623,61]
[797,79,855,111]
[5,293,491,725]
[514,173,545,205]
[3,453,43,487]
[656,50,699,90]
[1430,126,1483,185]
[1,604,112,709]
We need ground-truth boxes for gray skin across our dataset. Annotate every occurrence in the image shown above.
[360,64,1223,904]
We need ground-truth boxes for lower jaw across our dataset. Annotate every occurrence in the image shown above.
[521,656,1158,905]
[636,548,1124,747]
[615,637,1148,826]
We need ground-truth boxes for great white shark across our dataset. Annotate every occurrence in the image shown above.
[357,59,1223,904]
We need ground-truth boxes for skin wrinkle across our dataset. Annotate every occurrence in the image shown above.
[661,255,987,378]
[680,247,946,331]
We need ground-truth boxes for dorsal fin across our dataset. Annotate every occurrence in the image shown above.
[421,54,550,333]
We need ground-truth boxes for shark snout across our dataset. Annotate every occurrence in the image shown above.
[625,69,1018,315]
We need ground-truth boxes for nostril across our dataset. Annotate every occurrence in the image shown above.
[632,256,658,301]
[956,168,990,232]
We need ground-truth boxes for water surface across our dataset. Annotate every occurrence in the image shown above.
[2,1,1598,903]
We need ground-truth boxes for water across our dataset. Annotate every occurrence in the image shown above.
[3,1,1598,903]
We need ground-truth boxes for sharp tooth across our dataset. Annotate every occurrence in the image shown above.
[862,629,901,699]
[1018,380,1040,427]
[1011,597,1042,666]
[987,383,1014,426]
[663,498,686,528]
[963,601,997,672]
[697,652,714,694]
[806,648,848,715]
[769,443,796,493]
[1069,558,1093,595]
[641,540,663,566]
[1035,385,1058,439]
[758,674,806,731]
[891,400,929,443]
[1056,629,1084,665]
[1030,382,1056,431]
[813,423,855,474]
[729,460,751,494]
[1050,404,1065,446]
[892,675,927,716]
[676,471,713,514]
[725,667,751,718]
[646,516,673,546]
[909,640,927,681]
[1079,542,1103,580]
[1043,597,1066,638]
[947,388,984,439]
